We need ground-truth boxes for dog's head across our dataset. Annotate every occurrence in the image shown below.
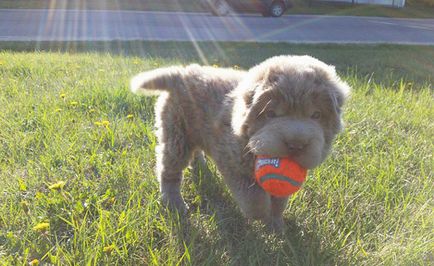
[231,55,350,169]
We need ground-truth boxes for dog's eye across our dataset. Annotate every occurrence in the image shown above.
[311,111,321,120]
[265,110,277,119]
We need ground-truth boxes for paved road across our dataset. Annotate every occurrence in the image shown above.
[1,9,433,44]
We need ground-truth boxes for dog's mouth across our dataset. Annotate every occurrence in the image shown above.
[246,122,326,169]
[248,143,321,169]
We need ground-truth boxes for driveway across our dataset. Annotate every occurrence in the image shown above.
[0,9,433,44]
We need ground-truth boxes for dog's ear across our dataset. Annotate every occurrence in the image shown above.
[231,61,285,137]
[328,78,351,132]
[231,65,275,137]
[330,77,351,115]
[231,83,256,137]
[314,63,350,115]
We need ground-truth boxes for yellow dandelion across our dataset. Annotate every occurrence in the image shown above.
[55,108,62,113]
[33,222,49,232]
[94,121,103,126]
[103,244,115,254]
[108,197,116,205]
[49,181,66,190]
[70,101,78,106]
[101,120,110,127]
[18,178,27,191]
[212,64,219,68]
[35,192,44,199]
[29,259,39,266]
[127,114,134,119]
[59,93,66,99]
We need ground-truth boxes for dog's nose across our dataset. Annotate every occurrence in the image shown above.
[286,141,306,155]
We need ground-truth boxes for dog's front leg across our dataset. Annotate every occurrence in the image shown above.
[228,179,272,222]
[270,196,289,232]
[229,178,289,232]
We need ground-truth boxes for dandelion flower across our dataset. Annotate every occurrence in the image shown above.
[127,114,134,119]
[70,101,78,106]
[33,222,49,232]
[103,244,115,254]
[94,120,110,128]
[212,64,219,68]
[55,108,62,113]
[102,120,110,127]
[49,181,66,190]
[59,93,66,99]
[108,197,116,205]
[18,178,27,191]
[29,259,39,266]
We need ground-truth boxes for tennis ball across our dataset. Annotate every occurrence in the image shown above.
[255,156,307,197]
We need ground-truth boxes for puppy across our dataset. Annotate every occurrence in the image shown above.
[131,55,350,230]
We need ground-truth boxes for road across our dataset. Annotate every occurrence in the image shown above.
[0,9,433,44]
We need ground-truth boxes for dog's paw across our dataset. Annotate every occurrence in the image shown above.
[268,216,284,234]
[161,192,189,215]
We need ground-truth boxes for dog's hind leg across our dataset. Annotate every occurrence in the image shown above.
[156,143,191,214]
[155,96,194,214]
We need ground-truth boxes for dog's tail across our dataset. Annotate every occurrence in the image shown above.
[130,66,187,96]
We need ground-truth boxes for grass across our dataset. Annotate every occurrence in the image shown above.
[0,42,433,265]
[0,0,202,12]
[0,0,433,18]
[292,0,434,18]
[1,0,203,12]
[0,41,433,84]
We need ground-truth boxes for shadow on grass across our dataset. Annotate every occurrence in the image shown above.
[165,158,347,265]
[1,41,433,85]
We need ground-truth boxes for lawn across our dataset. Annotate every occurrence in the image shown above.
[0,42,433,265]
[0,0,433,18]
[292,0,434,18]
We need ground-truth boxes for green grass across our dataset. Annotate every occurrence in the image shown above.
[0,0,433,18]
[0,0,203,12]
[292,0,434,18]
[1,41,433,85]
[0,43,433,265]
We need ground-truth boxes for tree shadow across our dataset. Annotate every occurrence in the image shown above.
[3,40,431,85]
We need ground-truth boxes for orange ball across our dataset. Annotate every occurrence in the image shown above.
[255,156,307,197]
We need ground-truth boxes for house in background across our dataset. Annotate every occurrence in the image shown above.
[318,0,406,8]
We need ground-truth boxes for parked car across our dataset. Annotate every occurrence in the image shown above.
[201,0,293,17]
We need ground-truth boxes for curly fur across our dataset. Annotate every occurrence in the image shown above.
[131,55,350,231]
